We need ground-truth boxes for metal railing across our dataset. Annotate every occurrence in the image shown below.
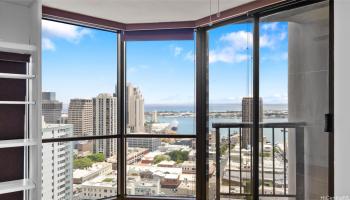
[212,122,306,199]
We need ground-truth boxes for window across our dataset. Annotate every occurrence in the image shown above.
[208,20,254,198]
[259,1,330,198]
[40,1,332,199]
[42,19,197,200]
[125,37,196,197]
[208,1,331,199]
[41,19,118,200]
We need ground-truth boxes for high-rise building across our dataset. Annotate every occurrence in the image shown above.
[127,83,145,133]
[114,84,117,97]
[42,91,56,101]
[68,99,93,136]
[93,93,117,158]
[127,136,161,152]
[41,119,73,200]
[151,111,158,123]
[42,92,63,123]
[241,97,263,149]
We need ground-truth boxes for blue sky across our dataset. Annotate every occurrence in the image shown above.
[42,20,288,105]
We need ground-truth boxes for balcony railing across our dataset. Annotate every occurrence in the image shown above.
[212,122,306,199]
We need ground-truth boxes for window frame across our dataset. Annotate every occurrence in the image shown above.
[41,0,334,199]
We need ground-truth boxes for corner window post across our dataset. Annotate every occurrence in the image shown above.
[117,31,126,200]
[196,27,209,200]
[252,15,260,200]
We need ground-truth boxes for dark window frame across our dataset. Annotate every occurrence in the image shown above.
[41,0,334,199]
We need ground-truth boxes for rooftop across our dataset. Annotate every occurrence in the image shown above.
[81,174,117,188]
[73,162,112,179]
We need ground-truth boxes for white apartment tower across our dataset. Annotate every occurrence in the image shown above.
[41,119,73,200]
[68,99,93,136]
[151,111,158,123]
[93,93,117,158]
[127,84,145,133]
[42,92,63,124]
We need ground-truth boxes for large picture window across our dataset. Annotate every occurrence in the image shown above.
[125,37,196,197]
[40,1,331,199]
[41,19,118,199]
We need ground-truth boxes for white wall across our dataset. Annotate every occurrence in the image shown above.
[0,1,30,44]
[334,0,350,196]
[288,11,329,198]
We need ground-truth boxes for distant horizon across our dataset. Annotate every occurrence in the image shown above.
[61,102,288,113]
[52,94,288,106]
[60,102,288,106]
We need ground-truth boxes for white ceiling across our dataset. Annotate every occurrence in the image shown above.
[1,0,34,6]
[43,0,255,24]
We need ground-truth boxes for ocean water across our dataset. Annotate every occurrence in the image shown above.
[145,104,287,112]
[145,104,288,144]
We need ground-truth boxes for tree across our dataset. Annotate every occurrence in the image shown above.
[103,178,113,182]
[74,157,93,169]
[167,150,189,163]
[220,144,228,155]
[153,155,170,164]
[87,153,105,162]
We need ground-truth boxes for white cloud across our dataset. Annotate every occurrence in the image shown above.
[279,32,287,40]
[42,20,92,43]
[173,47,183,56]
[262,22,279,31]
[210,30,252,64]
[209,48,248,64]
[260,23,287,49]
[220,31,253,49]
[209,30,287,64]
[260,34,276,48]
[42,38,55,51]
[260,31,287,49]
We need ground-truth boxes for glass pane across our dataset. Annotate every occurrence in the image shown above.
[41,19,118,200]
[41,139,117,200]
[126,138,196,197]
[208,21,254,199]
[42,19,117,137]
[259,1,329,198]
[126,39,196,135]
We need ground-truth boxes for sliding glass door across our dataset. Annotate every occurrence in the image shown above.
[208,20,254,199]
[210,1,331,199]
[259,1,330,199]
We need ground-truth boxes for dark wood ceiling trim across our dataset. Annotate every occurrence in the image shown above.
[195,0,285,27]
[42,6,125,31]
[124,28,194,41]
[125,21,196,31]
[42,0,285,31]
